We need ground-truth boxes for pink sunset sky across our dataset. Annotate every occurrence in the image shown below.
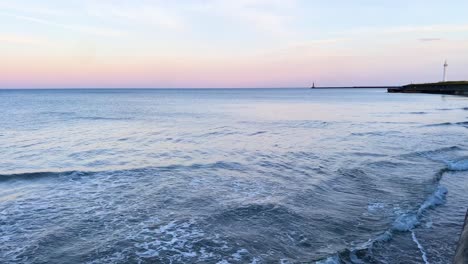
[2,0,468,88]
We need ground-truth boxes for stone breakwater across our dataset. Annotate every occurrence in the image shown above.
[388,81,468,95]
[454,210,468,264]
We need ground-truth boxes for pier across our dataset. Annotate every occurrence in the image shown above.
[388,81,468,95]
[455,210,468,264]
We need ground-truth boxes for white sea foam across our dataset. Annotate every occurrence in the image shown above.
[447,159,468,171]
[86,251,128,264]
[393,183,448,232]
[316,255,341,264]
[251,257,262,264]
[374,230,393,242]
[349,251,365,264]
[411,231,430,264]
[367,202,385,212]
[424,219,433,228]
[392,213,419,231]
[134,219,207,261]
[418,186,447,214]
[232,249,248,261]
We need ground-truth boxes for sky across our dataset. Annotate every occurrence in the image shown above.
[1,0,468,88]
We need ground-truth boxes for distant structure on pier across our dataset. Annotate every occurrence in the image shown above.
[388,59,468,95]
[443,60,448,82]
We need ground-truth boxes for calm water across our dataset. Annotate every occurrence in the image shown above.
[0,88,467,264]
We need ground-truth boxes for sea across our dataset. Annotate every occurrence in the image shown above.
[0,88,467,264]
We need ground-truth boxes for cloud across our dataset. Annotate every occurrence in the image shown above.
[85,1,185,31]
[347,24,468,35]
[289,38,348,47]
[5,13,125,37]
[0,34,53,46]
[238,10,291,35]
[197,0,297,36]
[419,38,441,42]
[384,24,468,34]
[0,2,63,16]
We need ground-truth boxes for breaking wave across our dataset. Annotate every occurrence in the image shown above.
[447,158,468,171]
[315,182,449,263]
[315,146,461,263]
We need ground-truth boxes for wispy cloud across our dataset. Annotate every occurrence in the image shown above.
[289,38,349,47]
[419,38,442,42]
[347,24,468,35]
[85,1,185,31]
[0,2,63,16]
[384,24,468,34]
[5,13,125,37]
[197,0,297,36]
[0,34,52,46]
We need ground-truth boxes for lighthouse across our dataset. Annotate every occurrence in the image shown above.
[443,60,448,82]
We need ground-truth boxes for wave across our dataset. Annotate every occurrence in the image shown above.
[417,146,468,171]
[39,111,133,121]
[0,170,89,182]
[197,130,240,138]
[316,143,466,263]
[350,152,388,158]
[0,161,248,182]
[162,161,247,172]
[424,122,453,127]
[415,146,468,172]
[424,121,468,128]
[76,116,133,121]
[400,111,428,115]
[392,185,448,232]
[213,203,302,220]
[315,146,460,263]
[39,111,75,116]
[271,120,331,129]
[315,184,448,263]
[413,146,463,162]
[447,158,468,171]
[248,131,267,136]
[351,131,401,137]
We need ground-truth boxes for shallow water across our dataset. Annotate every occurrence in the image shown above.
[0,88,467,263]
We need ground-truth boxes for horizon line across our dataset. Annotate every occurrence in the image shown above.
[0,86,397,90]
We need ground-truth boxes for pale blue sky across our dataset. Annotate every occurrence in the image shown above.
[1,0,468,88]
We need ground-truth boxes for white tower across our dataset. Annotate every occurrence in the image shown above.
[443,60,448,82]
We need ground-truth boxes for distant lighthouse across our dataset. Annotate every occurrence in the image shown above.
[443,60,448,82]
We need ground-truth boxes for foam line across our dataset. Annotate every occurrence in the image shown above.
[411,231,429,264]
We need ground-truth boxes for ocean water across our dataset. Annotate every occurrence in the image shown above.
[0,88,467,264]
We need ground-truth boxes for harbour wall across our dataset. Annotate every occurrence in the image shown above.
[455,210,468,264]
[388,83,468,95]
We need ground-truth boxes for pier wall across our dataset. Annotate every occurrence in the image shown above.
[455,210,468,264]
[388,83,468,95]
